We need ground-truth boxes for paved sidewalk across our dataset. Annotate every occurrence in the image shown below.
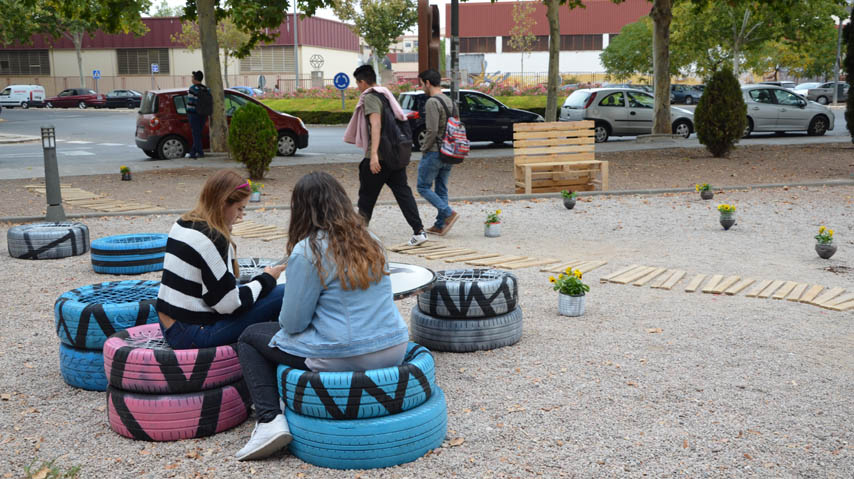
[0,133,39,144]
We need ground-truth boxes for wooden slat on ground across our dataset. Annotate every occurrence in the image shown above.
[445,253,500,263]
[600,264,640,283]
[757,280,785,299]
[831,299,854,311]
[701,275,724,294]
[711,275,740,294]
[496,257,559,270]
[786,283,808,302]
[575,261,608,274]
[772,281,799,300]
[798,285,824,304]
[745,280,773,298]
[27,184,163,213]
[684,274,706,293]
[610,266,656,285]
[466,255,527,267]
[543,260,588,273]
[633,267,667,287]
[423,249,477,260]
[821,292,854,309]
[658,270,686,291]
[811,288,845,307]
[725,278,755,296]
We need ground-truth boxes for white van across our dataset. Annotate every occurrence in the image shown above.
[0,85,46,109]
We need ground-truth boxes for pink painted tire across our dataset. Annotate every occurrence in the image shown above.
[103,324,242,394]
[106,381,251,441]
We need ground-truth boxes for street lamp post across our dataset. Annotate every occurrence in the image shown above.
[41,125,66,222]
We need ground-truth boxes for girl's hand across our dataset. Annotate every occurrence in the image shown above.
[264,264,286,280]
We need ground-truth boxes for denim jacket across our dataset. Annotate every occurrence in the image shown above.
[269,234,408,358]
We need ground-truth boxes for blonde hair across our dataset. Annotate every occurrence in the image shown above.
[181,169,250,249]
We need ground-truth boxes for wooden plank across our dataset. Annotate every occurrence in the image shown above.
[513,130,596,141]
[466,255,527,266]
[241,230,287,238]
[260,233,288,242]
[798,285,824,304]
[786,283,808,302]
[423,249,476,260]
[756,280,785,299]
[725,278,755,296]
[745,279,773,298]
[575,260,607,274]
[649,269,675,289]
[387,243,415,252]
[600,264,640,283]
[823,292,854,308]
[711,275,740,294]
[496,258,559,270]
[611,266,656,285]
[701,274,724,294]
[600,161,609,190]
[411,245,459,255]
[514,138,597,148]
[684,274,706,293]
[830,299,854,311]
[772,281,799,300]
[659,270,686,291]
[514,144,594,156]
[633,267,667,287]
[540,261,576,273]
[234,226,278,234]
[811,287,845,306]
[513,120,594,132]
[515,152,597,165]
[444,253,500,263]
[395,244,445,254]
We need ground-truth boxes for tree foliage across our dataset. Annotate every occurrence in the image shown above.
[508,0,537,74]
[171,18,249,87]
[228,102,278,179]
[150,0,182,16]
[331,0,417,68]
[694,67,747,157]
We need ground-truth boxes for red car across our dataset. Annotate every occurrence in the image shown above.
[135,88,308,159]
[45,88,106,109]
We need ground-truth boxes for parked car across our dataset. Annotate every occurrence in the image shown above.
[0,84,46,108]
[741,84,834,137]
[670,84,701,104]
[398,89,544,149]
[759,81,796,89]
[135,88,308,159]
[232,86,264,97]
[803,81,849,105]
[793,82,821,97]
[104,89,143,109]
[45,88,106,109]
[560,87,695,143]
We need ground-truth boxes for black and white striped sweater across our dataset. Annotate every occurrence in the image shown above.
[156,219,275,326]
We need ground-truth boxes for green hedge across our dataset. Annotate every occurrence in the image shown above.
[288,111,354,124]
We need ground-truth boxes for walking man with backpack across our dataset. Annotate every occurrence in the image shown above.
[187,70,212,158]
[416,69,463,236]
[344,65,428,246]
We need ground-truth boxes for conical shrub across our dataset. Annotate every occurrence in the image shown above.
[228,102,277,179]
[694,67,747,157]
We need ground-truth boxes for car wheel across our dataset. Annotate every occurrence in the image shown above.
[127,100,135,109]
[816,96,828,105]
[672,120,692,139]
[593,123,609,143]
[742,118,753,138]
[412,127,426,151]
[142,149,158,159]
[46,101,54,109]
[684,96,694,105]
[78,101,87,109]
[21,101,29,109]
[277,131,297,156]
[807,115,829,136]
[157,135,187,159]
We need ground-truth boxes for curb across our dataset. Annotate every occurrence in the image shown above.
[0,135,39,144]
[3,178,853,224]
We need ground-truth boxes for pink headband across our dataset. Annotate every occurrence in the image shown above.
[235,182,250,190]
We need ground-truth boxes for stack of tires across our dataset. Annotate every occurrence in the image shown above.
[411,269,523,352]
[276,343,446,469]
[7,222,89,260]
[54,280,161,391]
[90,233,168,275]
[102,323,252,441]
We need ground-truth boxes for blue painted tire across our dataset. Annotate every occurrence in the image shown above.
[54,280,160,349]
[59,344,107,391]
[91,233,168,275]
[277,342,435,419]
[286,386,447,470]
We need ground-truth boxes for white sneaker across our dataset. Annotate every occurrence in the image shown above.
[235,414,292,461]
[408,231,428,246]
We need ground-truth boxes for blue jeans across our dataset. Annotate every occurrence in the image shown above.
[162,284,285,349]
[417,151,454,228]
[187,111,206,157]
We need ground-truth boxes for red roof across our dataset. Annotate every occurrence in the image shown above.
[445,0,652,37]
[7,15,358,51]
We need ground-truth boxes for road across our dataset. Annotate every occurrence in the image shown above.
[0,106,849,180]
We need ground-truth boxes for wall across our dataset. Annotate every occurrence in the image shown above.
[483,51,605,75]
[297,46,360,82]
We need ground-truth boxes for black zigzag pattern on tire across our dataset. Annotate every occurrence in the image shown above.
[417,269,518,319]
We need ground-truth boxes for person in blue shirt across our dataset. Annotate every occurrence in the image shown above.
[234,171,409,461]
[187,70,208,158]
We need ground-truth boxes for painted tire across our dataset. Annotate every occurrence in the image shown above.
[7,222,89,260]
[411,306,523,353]
[236,257,280,284]
[286,386,447,470]
[59,344,107,391]
[54,280,160,349]
[90,233,167,275]
[106,381,251,441]
[277,342,435,420]
[416,269,518,319]
[103,324,241,394]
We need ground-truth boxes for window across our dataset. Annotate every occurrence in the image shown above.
[559,34,603,51]
[225,93,250,116]
[749,89,774,104]
[463,93,500,113]
[174,95,187,115]
[58,90,74,97]
[502,36,549,52]
[626,91,654,109]
[773,89,800,106]
[598,92,625,107]
[396,53,418,63]
[0,50,50,75]
[117,48,170,75]
[460,37,496,53]
[239,46,295,73]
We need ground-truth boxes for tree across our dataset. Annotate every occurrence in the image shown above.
[694,67,746,157]
[171,18,249,88]
[150,0,182,16]
[844,7,853,142]
[600,17,654,80]
[331,0,417,84]
[0,0,149,89]
[508,0,537,77]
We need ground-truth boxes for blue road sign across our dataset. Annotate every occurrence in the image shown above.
[333,72,350,90]
[151,63,159,73]
[92,70,101,79]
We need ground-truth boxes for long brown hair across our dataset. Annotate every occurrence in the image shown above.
[182,169,250,247]
[287,172,386,290]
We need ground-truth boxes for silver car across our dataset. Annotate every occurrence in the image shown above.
[741,84,834,137]
[560,87,694,143]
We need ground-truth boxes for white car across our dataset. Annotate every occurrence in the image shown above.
[560,87,694,143]
[741,84,834,137]
[0,84,46,109]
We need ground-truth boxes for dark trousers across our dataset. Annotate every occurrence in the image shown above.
[238,322,308,423]
[187,111,206,157]
[357,158,424,235]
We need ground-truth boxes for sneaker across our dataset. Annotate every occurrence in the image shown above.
[426,225,444,236]
[235,414,292,461]
[408,231,428,246]
[439,211,460,236]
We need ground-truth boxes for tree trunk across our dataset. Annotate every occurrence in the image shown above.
[545,0,560,122]
[197,0,227,152]
[223,51,230,88]
[650,0,672,135]
[71,31,85,89]
[373,53,381,85]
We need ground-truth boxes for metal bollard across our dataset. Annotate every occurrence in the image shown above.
[41,125,66,222]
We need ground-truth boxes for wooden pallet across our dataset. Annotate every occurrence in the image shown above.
[231,220,288,242]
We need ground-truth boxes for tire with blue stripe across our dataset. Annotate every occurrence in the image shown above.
[277,342,435,419]
[7,222,89,260]
[90,233,167,275]
[54,280,160,349]
[59,343,107,391]
[286,386,447,470]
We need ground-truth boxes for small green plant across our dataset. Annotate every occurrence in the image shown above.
[120,165,130,174]
[717,203,736,214]
[815,225,834,244]
[561,190,577,199]
[24,458,81,478]
[550,267,590,296]
[695,183,710,192]
[247,179,264,193]
[694,67,747,157]
[227,101,278,179]
[485,209,501,225]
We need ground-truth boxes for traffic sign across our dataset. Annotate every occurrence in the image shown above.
[333,72,350,90]
[92,70,101,79]
[151,63,159,73]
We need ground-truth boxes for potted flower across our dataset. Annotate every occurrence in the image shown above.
[484,209,501,237]
[696,183,713,200]
[248,179,264,202]
[550,267,590,317]
[120,165,131,181]
[717,203,736,230]
[814,226,836,259]
[561,190,577,209]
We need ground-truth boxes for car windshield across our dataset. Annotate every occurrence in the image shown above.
[0,88,10,96]
[464,93,500,113]
[139,91,158,114]
[794,83,820,90]
[564,90,592,108]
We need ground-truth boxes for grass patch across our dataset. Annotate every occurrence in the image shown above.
[262,95,549,114]
[24,459,81,479]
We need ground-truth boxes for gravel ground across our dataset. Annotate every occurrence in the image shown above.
[1,186,852,478]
